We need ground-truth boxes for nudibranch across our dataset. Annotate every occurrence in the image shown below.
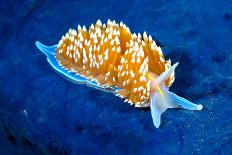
[36,19,203,128]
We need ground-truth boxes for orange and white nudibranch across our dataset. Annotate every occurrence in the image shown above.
[36,19,203,128]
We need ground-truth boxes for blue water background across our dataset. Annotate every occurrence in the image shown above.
[0,0,232,154]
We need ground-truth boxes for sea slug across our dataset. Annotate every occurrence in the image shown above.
[36,19,203,128]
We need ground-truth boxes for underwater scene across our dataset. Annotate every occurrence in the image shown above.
[0,0,232,154]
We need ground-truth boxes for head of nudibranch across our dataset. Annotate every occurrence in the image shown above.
[146,62,203,128]
[35,19,203,128]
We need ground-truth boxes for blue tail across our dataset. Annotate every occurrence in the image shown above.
[35,41,57,56]
[35,41,120,93]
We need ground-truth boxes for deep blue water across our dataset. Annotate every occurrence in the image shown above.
[0,0,232,154]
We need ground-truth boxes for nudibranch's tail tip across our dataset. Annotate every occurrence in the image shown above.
[35,41,39,45]
[35,41,44,50]
[35,41,57,56]
[35,40,40,46]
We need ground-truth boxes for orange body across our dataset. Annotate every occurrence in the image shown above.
[56,20,175,107]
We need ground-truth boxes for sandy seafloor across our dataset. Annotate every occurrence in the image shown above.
[0,0,232,154]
